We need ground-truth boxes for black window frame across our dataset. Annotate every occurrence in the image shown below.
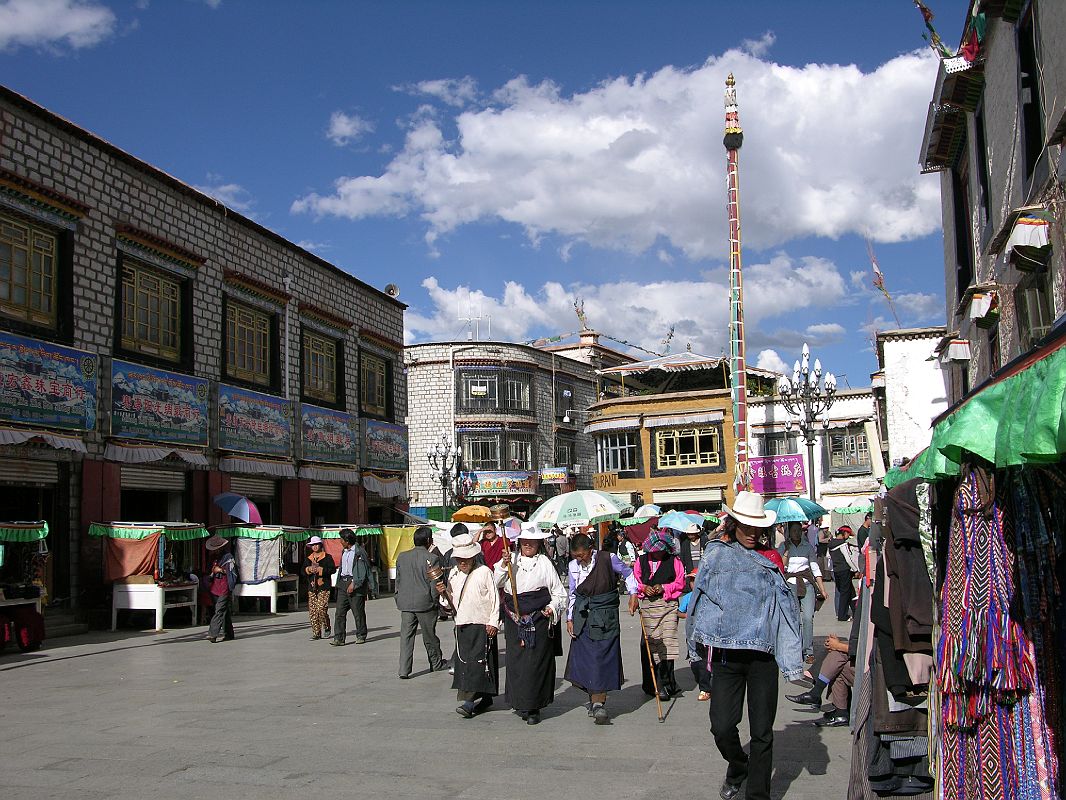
[555,379,576,420]
[649,424,727,478]
[1018,3,1045,183]
[454,367,535,417]
[0,207,75,346]
[359,348,394,422]
[221,295,281,394]
[113,254,194,373]
[300,327,346,410]
[950,141,975,302]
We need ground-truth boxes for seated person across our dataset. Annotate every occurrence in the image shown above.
[786,633,853,727]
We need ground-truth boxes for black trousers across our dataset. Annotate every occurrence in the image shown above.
[691,643,713,692]
[833,570,855,620]
[334,578,368,641]
[208,592,234,640]
[709,649,778,800]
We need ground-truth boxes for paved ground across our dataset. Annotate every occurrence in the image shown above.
[0,589,853,800]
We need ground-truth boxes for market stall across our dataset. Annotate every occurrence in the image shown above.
[307,525,386,592]
[0,521,48,652]
[215,525,305,614]
[89,522,208,631]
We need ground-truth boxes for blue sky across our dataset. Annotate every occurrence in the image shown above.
[1,0,973,388]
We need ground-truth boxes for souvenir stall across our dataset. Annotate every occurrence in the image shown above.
[0,521,48,652]
[849,332,1066,800]
[89,522,208,631]
[214,525,305,614]
[309,525,386,593]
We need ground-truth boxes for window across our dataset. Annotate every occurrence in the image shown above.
[504,377,530,411]
[656,427,721,469]
[1018,6,1045,181]
[0,213,58,327]
[951,144,974,299]
[455,368,534,415]
[1015,273,1054,351]
[973,99,992,225]
[828,427,871,475]
[507,433,533,469]
[461,373,497,410]
[596,431,638,473]
[556,381,575,419]
[226,301,272,386]
[462,435,500,471]
[303,331,339,404]
[760,433,797,456]
[360,352,389,418]
[555,436,575,468]
[457,431,534,472]
[121,259,181,361]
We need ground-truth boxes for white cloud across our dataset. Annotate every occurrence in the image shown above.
[203,0,222,7]
[755,349,789,375]
[295,240,330,253]
[294,48,942,257]
[741,31,776,58]
[326,111,374,146]
[193,176,256,216]
[894,291,944,324]
[397,76,479,107]
[657,249,674,264]
[805,322,846,339]
[407,251,849,356]
[0,0,115,51]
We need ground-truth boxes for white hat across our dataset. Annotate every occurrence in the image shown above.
[721,491,777,528]
[451,533,480,560]
[516,521,552,541]
[306,535,324,547]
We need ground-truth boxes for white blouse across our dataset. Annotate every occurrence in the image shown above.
[445,564,500,626]
[493,553,567,620]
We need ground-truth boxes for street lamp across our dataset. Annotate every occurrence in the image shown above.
[778,343,837,501]
[427,432,462,519]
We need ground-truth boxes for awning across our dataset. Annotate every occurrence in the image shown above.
[0,520,48,542]
[309,525,384,539]
[585,417,640,434]
[0,427,86,453]
[883,446,961,489]
[363,472,406,498]
[652,488,725,505]
[215,524,308,542]
[987,205,1050,255]
[298,465,360,484]
[105,442,208,466]
[598,351,777,379]
[644,410,724,428]
[219,455,297,478]
[939,340,972,364]
[88,522,209,541]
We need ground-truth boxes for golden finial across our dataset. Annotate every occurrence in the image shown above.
[726,73,735,87]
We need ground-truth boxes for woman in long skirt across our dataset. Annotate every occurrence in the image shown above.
[635,531,686,700]
[494,523,567,725]
[435,534,499,719]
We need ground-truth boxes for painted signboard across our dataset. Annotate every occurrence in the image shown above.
[539,467,569,485]
[363,419,408,472]
[460,470,538,498]
[218,384,292,457]
[300,404,358,465]
[110,360,209,446]
[0,331,98,432]
[749,454,807,496]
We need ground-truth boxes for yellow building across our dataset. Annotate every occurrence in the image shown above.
[584,353,777,512]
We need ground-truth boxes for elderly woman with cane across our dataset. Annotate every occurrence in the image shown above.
[494,522,567,725]
[635,530,687,701]
[687,491,803,800]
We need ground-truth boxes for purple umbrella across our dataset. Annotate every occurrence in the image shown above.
[213,492,262,525]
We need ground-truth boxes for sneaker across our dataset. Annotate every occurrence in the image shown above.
[592,704,609,725]
[329,639,345,647]
[719,779,743,800]
[455,702,475,719]
[814,710,849,727]
[355,637,367,644]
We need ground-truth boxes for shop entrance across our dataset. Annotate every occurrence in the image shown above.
[310,483,344,525]
[120,466,187,522]
[227,476,277,524]
[0,483,58,602]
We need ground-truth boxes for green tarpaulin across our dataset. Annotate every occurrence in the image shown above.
[216,525,308,542]
[0,521,49,542]
[308,526,384,539]
[833,504,873,515]
[88,522,209,541]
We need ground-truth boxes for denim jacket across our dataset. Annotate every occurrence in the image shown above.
[685,539,804,680]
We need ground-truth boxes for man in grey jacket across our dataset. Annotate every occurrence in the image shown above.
[395,526,448,678]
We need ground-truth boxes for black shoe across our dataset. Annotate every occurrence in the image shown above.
[719,779,743,800]
[593,704,609,725]
[657,686,671,701]
[398,674,410,680]
[310,634,321,640]
[787,691,821,707]
[526,711,541,725]
[432,660,450,671]
[814,710,850,727]
[515,709,529,720]
[323,627,332,637]
[456,702,475,719]
[473,697,493,714]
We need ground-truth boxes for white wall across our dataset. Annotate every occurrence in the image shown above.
[881,337,949,465]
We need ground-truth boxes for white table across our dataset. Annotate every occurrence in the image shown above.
[111,582,197,631]
[0,596,43,614]
[233,574,299,614]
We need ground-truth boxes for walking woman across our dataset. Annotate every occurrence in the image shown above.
[687,492,803,800]
[204,534,237,643]
[435,534,499,719]
[302,535,335,640]
[635,531,686,700]
[494,522,567,725]
[777,521,826,664]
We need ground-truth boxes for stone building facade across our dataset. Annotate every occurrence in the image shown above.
[0,85,407,609]
[404,341,599,516]
[921,2,1066,402]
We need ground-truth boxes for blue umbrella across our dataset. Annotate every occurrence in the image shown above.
[658,510,704,534]
[213,492,263,525]
[763,497,827,524]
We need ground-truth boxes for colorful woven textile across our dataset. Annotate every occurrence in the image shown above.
[645,530,680,556]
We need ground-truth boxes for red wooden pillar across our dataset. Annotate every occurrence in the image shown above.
[280,479,311,527]
[346,483,367,522]
[190,470,231,527]
[80,458,121,602]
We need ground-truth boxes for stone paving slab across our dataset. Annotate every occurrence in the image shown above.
[0,591,854,799]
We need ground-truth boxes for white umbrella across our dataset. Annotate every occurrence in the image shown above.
[529,490,632,530]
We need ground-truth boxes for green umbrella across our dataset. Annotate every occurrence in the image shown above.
[529,490,631,530]
[764,497,828,524]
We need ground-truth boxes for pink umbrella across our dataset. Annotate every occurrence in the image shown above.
[212,492,262,524]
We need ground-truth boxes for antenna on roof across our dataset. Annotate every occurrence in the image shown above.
[458,289,491,341]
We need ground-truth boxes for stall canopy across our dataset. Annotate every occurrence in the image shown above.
[0,521,49,542]
[88,522,210,540]
[215,524,307,542]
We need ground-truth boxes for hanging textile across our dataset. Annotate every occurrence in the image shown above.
[104,532,163,582]
[233,537,282,585]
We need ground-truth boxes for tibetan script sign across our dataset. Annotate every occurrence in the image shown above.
[749,454,806,496]
[110,359,209,446]
[218,384,292,457]
[363,419,408,472]
[0,331,98,432]
[300,404,358,466]
[460,470,538,498]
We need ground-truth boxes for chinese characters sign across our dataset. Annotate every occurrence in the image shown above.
[218,384,292,457]
[110,360,209,446]
[749,454,806,496]
[301,404,358,466]
[0,332,98,432]
[539,467,569,485]
[460,470,538,498]
[362,419,408,472]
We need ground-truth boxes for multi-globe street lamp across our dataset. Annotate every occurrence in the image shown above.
[778,343,837,502]
[427,432,462,519]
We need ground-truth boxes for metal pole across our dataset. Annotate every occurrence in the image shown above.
[807,436,817,502]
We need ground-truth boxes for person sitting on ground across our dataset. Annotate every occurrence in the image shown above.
[786,633,854,727]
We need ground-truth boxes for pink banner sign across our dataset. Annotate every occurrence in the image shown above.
[749,454,806,496]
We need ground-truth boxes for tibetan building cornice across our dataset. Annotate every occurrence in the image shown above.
[116,224,206,269]
[0,167,90,220]
[299,302,353,331]
[223,269,291,304]
[358,328,402,352]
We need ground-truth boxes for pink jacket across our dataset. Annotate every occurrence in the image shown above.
[633,555,686,601]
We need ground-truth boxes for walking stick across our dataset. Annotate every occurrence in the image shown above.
[501,538,523,625]
[638,606,665,723]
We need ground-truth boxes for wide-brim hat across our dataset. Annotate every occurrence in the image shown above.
[516,522,551,541]
[451,537,482,560]
[721,491,777,528]
[205,534,229,551]
[306,535,324,547]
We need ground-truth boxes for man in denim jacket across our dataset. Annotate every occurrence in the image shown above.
[686,491,803,800]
